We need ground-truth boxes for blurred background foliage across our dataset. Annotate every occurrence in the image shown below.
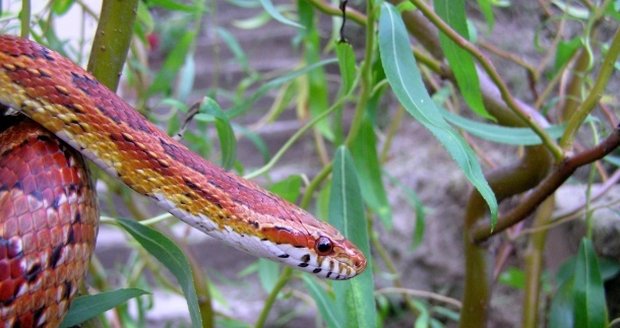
[2,0,620,327]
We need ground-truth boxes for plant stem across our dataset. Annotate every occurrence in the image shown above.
[87,0,139,91]
[304,0,367,25]
[254,267,293,328]
[560,27,620,150]
[522,196,554,328]
[344,0,375,146]
[300,163,332,208]
[410,0,563,160]
[19,0,30,38]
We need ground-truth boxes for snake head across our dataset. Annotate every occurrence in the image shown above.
[257,210,368,280]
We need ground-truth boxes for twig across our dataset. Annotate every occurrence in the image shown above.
[375,287,462,309]
[472,126,620,243]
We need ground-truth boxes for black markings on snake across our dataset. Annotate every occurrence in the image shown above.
[313,268,322,274]
[63,281,73,300]
[52,195,61,210]
[67,226,76,245]
[278,254,289,258]
[298,263,309,268]
[25,263,42,282]
[50,245,63,268]
[65,103,84,114]
[301,254,310,263]
[33,307,46,324]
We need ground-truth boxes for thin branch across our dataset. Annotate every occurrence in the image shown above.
[375,287,462,309]
[472,126,620,243]
[560,27,620,149]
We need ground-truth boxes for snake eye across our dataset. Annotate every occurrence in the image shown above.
[315,236,333,255]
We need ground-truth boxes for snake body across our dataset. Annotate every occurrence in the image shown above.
[0,35,366,326]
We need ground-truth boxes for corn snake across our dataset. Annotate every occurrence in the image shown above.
[0,35,366,327]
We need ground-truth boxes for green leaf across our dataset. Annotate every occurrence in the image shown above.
[440,107,565,145]
[302,276,343,328]
[329,147,376,328]
[299,0,333,140]
[386,173,426,248]
[379,3,498,224]
[435,0,491,119]
[147,0,199,12]
[60,288,148,327]
[234,124,270,164]
[498,267,526,289]
[336,42,357,95]
[413,300,431,328]
[350,118,392,228]
[269,175,303,203]
[51,0,75,15]
[229,58,337,117]
[148,31,196,95]
[216,27,250,72]
[549,277,575,328]
[476,0,495,31]
[116,219,203,328]
[233,12,272,29]
[552,0,590,19]
[259,0,303,29]
[197,97,237,169]
[573,238,608,328]
[258,259,280,292]
[555,37,582,73]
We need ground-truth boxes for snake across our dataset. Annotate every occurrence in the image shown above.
[0,35,367,327]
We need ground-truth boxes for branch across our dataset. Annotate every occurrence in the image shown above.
[472,126,620,243]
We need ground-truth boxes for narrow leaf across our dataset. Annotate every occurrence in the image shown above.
[573,238,607,328]
[258,259,280,292]
[60,288,148,327]
[441,108,565,145]
[229,59,337,117]
[147,0,198,12]
[336,42,357,95]
[199,97,237,169]
[259,0,304,29]
[329,147,376,328]
[476,0,495,31]
[116,219,203,328]
[302,276,343,328]
[269,175,303,203]
[350,118,392,228]
[387,173,426,248]
[435,0,491,119]
[148,31,196,95]
[379,3,498,223]
[216,27,250,72]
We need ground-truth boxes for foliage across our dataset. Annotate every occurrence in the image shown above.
[3,0,620,327]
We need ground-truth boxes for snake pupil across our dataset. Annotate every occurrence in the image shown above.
[315,236,333,255]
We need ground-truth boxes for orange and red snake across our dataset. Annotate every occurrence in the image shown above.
[0,35,366,327]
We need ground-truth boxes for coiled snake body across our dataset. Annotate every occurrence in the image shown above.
[0,35,366,327]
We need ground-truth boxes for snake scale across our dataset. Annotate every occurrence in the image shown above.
[0,35,366,327]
